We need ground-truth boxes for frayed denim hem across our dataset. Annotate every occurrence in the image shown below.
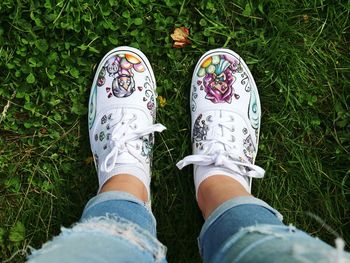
[211,224,350,263]
[81,191,157,235]
[28,215,167,263]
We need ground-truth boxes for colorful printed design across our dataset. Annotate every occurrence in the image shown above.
[112,74,135,98]
[97,68,106,87]
[241,72,251,92]
[197,55,240,104]
[145,89,155,116]
[243,135,255,163]
[143,77,156,119]
[99,53,146,98]
[106,87,113,98]
[147,100,155,111]
[248,90,259,130]
[193,114,209,146]
[88,85,97,129]
[141,134,154,163]
[191,85,198,112]
[242,128,248,135]
[101,115,107,125]
[99,131,105,141]
[105,58,119,77]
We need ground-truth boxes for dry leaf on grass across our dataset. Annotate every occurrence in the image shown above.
[171,27,191,48]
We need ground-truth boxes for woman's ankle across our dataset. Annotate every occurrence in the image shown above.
[99,174,148,202]
[197,175,251,219]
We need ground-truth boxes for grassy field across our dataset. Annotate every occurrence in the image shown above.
[0,0,349,262]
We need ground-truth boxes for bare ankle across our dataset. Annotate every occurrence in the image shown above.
[99,174,148,202]
[197,175,251,219]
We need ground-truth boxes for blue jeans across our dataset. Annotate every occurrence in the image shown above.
[28,191,350,263]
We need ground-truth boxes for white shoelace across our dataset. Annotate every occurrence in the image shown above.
[102,112,166,173]
[176,116,265,179]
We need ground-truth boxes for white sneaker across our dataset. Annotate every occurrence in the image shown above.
[88,46,166,198]
[176,49,265,197]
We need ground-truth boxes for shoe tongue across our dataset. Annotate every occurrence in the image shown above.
[209,138,226,152]
[116,151,138,164]
[208,111,230,152]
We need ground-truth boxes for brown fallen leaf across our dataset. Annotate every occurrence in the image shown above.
[171,27,191,48]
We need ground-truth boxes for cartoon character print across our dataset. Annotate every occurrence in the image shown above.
[193,114,209,149]
[104,57,119,77]
[97,53,146,98]
[243,135,255,163]
[112,74,135,98]
[197,55,240,104]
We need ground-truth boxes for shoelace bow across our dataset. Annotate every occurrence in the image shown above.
[102,112,166,173]
[176,116,265,179]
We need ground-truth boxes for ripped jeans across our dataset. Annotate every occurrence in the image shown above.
[28,191,349,263]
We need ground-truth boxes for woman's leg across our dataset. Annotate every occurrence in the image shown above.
[176,48,350,263]
[27,46,167,263]
[28,185,166,263]
[81,175,156,234]
[197,176,350,263]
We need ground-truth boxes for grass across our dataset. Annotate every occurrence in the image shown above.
[0,0,349,262]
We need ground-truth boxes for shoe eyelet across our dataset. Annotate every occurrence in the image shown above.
[232,136,235,142]
[231,127,235,132]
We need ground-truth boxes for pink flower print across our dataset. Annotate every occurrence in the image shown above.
[203,68,235,103]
